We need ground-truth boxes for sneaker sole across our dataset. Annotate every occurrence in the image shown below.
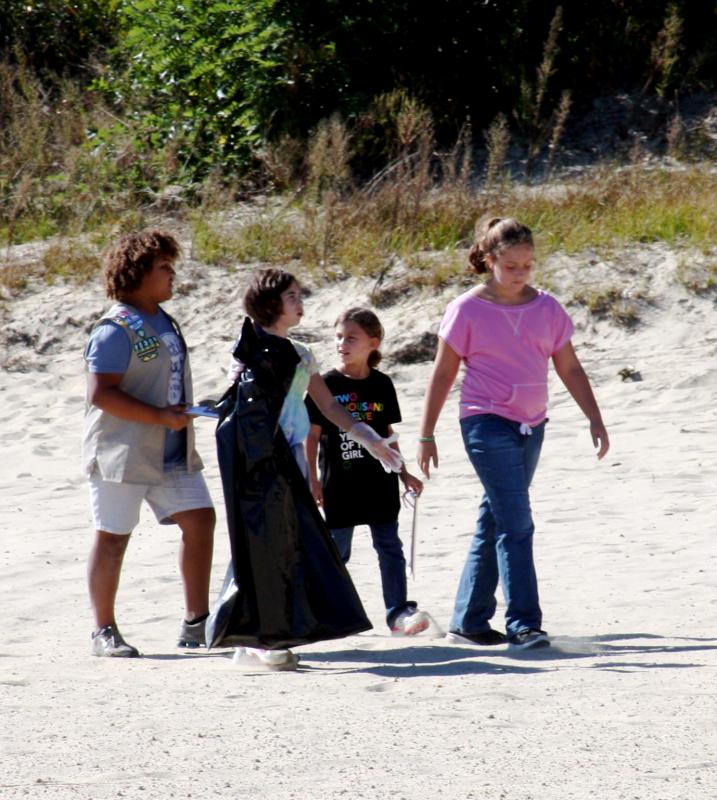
[446,631,507,646]
[92,647,140,658]
[233,652,300,671]
[508,636,550,650]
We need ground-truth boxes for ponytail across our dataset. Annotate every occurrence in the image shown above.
[468,216,533,274]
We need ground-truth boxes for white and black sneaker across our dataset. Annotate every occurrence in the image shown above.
[447,629,507,646]
[508,629,550,650]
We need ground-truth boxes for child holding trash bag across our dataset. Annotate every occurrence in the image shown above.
[306,307,432,636]
[209,269,402,671]
[417,216,609,650]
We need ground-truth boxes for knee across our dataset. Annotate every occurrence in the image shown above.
[496,522,534,545]
[198,506,216,529]
[179,507,216,538]
[372,533,403,558]
[94,532,130,564]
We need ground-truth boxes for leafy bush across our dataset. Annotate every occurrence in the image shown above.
[105,0,289,174]
[0,1,120,76]
[93,1,717,181]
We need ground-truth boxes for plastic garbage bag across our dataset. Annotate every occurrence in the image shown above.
[206,317,372,649]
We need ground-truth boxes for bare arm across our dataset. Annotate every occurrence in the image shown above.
[307,373,403,473]
[307,372,361,432]
[387,424,424,496]
[417,339,461,478]
[87,373,190,431]
[306,423,324,506]
[552,341,609,459]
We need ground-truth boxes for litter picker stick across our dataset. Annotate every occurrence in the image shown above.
[403,490,418,580]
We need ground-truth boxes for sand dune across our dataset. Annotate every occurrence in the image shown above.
[1,243,716,799]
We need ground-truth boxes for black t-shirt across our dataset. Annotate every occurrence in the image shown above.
[306,369,402,528]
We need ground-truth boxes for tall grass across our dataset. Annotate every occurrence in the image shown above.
[517,167,717,253]
[0,57,190,248]
[192,155,717,286]
[5,47,717,313]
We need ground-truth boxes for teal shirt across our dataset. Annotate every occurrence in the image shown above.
[278,339,318,447]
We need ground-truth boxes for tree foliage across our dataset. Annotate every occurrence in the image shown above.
[0,1,120,76]
[104,0,288,173]
[3,1,717,180]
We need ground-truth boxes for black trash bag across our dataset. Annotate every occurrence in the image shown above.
[206,317,372,649]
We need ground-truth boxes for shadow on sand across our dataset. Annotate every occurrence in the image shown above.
[294,632,717,678]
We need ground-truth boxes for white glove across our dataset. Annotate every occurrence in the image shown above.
[347,422,404,474]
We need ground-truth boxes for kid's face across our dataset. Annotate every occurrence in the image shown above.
[487,243,534,292]
[139,255,176,304]
[277,281,304,328]
[335,320,379,369]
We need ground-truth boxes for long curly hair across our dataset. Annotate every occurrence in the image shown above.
[103,229,180,299]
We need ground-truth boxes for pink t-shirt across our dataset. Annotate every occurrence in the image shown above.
[439,289,574,426]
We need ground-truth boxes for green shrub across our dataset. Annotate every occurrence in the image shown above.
[0,1,120,76]
[106,0,288,174]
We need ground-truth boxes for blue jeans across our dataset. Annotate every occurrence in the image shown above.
[331,522,414,627]
[450,414,546,637]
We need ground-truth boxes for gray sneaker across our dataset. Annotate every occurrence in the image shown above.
[177,617,206,648]
[91,625,140,658]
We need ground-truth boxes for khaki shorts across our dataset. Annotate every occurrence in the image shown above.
[89,465,213,534]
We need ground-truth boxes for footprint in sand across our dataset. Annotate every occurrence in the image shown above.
[365,681,398,693]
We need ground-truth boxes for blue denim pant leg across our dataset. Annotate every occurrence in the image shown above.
[330,527,354,563]
[331,522,412,628]
[450,414,545,637]
[449,494,499,634]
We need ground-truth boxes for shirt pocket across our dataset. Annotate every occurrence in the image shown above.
[507,383,549,419]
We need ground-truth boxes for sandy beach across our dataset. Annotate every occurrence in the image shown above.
[1,240,716,799]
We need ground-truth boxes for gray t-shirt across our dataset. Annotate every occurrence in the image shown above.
[85,309,187,467]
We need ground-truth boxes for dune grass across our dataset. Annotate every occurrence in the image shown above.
[190,164,717,281]
[3,51,717,320]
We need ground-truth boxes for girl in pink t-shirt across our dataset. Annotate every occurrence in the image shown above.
[417,217,609,651]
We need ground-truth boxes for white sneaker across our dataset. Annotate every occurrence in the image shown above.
[390,608,431,636]
[233,646,299,671]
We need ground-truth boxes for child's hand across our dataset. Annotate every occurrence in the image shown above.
[347,422,404,473]
[309,477,324,507]
[159,405,192,431]
[417,440,438,478]
[401,471,424,497]
[591,419,610,459]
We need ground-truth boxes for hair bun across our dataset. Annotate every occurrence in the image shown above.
[468,216,533,275]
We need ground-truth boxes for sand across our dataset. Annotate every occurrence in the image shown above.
[1,242,716,799]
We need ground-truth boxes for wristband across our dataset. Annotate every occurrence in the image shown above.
[418,435,435,443]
